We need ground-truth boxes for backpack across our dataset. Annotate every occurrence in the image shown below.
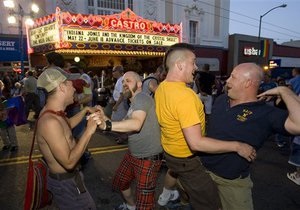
[142,76,159,97]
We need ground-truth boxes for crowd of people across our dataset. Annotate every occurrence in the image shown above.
[0,69,41,152]
[2,45,300,209]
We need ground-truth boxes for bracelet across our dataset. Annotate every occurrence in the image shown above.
[105,120,112,131]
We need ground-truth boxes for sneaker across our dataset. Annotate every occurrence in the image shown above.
[287,172,300,185]
[158,190,180,206]
[2,145,11,151]
[10,146,18,152]
[114,203,129,210]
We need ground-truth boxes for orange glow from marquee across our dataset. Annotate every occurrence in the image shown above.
[27,8,182,55]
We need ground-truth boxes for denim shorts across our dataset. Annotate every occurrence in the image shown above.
[289,137,300,167]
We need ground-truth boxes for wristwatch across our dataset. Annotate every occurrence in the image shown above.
[105,120,112,131]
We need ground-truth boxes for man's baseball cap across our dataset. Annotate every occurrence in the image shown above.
[80,73,91,85]
[37,67,81,93]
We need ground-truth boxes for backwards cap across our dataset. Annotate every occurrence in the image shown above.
[80,73,91,85]
[37,67,80,93]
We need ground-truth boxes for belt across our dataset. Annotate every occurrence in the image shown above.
[138,153,164,161]
[49,170,86,194]
[49,170,78,180]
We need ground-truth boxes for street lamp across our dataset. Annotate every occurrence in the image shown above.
[258,4,287,57]
[258,4,287,41]
[3,0,39,78]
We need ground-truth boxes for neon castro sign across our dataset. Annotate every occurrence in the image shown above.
[243,46,261,56]
[110,19,147,30]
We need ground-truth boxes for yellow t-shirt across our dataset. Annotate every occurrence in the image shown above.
[155,81,205,157]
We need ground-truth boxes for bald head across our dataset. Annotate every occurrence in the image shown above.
[234,63,263,86]
[123,71,142,99]
[226,63,264,104]
[123,71,142,82]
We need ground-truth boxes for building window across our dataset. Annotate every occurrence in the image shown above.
[88,0,94,6]
[88,0,133,15]
[214,0,221,36]
[189,21,198,44]
[127,0,133,10]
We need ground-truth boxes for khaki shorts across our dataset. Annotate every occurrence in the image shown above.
[209,172,254,210]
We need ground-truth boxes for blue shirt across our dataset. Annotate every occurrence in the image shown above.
[201,94,289,179]
[288,75,300,95]
[259,81,277,92]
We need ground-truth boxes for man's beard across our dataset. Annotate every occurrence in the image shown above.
[123,90,132,99]
[123,84,138,99]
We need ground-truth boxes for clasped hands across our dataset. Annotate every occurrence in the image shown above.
[85,106,109,130]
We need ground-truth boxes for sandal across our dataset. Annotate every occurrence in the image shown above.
[287,172,300,185]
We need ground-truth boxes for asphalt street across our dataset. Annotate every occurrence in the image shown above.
[0,122,300,210]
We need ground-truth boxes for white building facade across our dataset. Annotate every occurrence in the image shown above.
[0,0,230,48]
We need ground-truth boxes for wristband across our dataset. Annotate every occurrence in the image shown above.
[105,120,112,131]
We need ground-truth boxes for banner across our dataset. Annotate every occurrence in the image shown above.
[260,39,269,58]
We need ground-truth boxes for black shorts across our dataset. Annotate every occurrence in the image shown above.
[165,153,222,210]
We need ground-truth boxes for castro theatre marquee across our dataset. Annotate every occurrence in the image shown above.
[27,7,182,69]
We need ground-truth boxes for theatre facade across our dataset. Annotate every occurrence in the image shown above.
[27,7,181,73]
[27,7,300,77]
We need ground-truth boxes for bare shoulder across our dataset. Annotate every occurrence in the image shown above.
[37,113,62,131]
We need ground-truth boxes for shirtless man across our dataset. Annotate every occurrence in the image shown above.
[36,67,101,209]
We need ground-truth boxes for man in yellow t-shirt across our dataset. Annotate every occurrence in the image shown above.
[155,43,256,209]
[156,81,205,157]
